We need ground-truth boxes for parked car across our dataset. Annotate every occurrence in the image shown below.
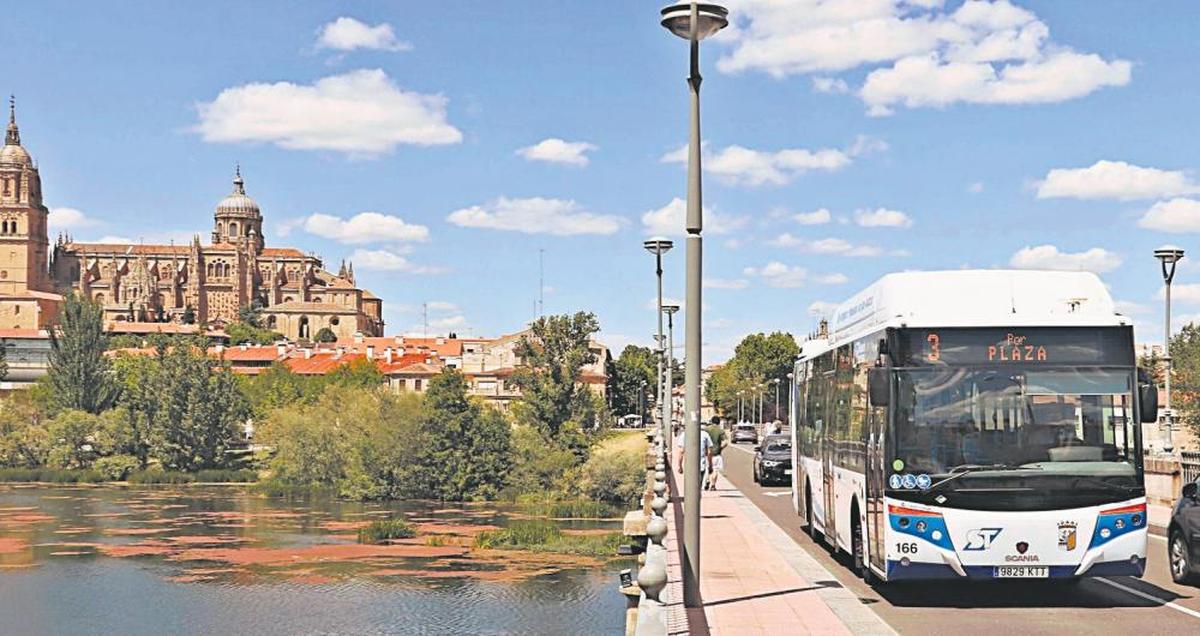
[753,434,792,486]
[1170,477,1200,584]
[732,423,758,444]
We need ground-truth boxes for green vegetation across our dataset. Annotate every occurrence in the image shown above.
[0,467,104,483]
[314,327,338,343]
[46,294,116,414]
[475,519,623,557]
[358,519,417,544]
[128,468,257,484]
[607,345,656,422]
[706,331,800,421]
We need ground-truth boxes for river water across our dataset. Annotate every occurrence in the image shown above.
[0,485,626,635]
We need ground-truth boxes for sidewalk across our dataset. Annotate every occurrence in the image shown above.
[662,472,894,636]
[1149,502,1170,537]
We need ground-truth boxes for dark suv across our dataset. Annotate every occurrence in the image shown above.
[1169,477,1200,585]
[753,434,792,486]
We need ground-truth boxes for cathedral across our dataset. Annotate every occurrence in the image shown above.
[0,101,383,341]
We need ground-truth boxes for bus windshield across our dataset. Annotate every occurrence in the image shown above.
[893,366,1138,479]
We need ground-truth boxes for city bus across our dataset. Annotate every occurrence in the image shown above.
[790,270,1157,583]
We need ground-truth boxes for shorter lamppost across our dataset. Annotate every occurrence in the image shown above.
[737,390,744,422]
[664,303,681,430]
[785,373,794,424]
[770,378,781,422]
[1156,245,1185,453]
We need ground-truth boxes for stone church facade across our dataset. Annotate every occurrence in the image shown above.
[0,101,384,340]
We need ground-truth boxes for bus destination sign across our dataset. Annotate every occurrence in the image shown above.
[897,327,1133,367]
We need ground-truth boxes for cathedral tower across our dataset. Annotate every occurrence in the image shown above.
[0,98,51,295]
[212,165,264,253]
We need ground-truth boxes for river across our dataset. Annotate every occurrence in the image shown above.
[0,484,626,635]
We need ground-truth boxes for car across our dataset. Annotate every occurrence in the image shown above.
[1169,477,1200,585]
[753,434,792,486]
[733,423,758,444]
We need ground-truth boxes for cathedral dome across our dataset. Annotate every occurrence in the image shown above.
[215,166,260,218]
[1,99,32,167]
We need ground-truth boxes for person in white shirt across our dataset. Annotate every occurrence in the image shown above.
[676,426,715,488]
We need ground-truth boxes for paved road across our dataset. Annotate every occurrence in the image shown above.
[718,442,1200,635]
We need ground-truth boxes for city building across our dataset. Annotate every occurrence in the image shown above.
[50,166,383,341]
[0,101,63,331]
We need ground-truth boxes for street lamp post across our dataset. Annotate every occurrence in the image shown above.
[664,303,680,433]
[758,384,765,424]
[786,372,794,424]
[645,238,674,449]
[737,390,744,422]
[1156,245,1185,453]
[660,1,727,609]
[639,380,647,427]
[772,378,781,422]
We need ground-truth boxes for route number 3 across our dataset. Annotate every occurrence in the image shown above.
[895,542,918,554]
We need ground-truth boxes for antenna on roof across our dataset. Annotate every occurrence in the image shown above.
[538,247,545,319]
[423,302,428,339]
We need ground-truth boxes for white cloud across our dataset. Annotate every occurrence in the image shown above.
[48,207,101,236]
[860,51,1130,116]
[300,212,429,244]
[448,197,622,236]
[1139,198,1200,233]
[742,262,846,288]
[794,208,832,225]
[662,142,851,187]
[316,17,412,52]
[772,233,884,257]
[813,76,850,94]
[194,69,462,156]
[426,300,460,312]
[854,207,913,228]
[516,138,597,167]
[718,0,1131,115]
[1037,161,1200,201]
[349,249,446,274]
[1115,299,1153,315]
[1159,284,1200,305]
[705,278,750,290]
[808,300,839,317]
[641,197,747,236]
[848,134,889,156]
[1009,244,1122,273]
[967,181,985,194]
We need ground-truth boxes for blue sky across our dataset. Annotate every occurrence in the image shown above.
[5,1,1200,359]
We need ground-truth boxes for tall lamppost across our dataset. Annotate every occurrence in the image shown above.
[737,390,744,422]
[771,378,781,422]
[660,0,727,608]
[757,383,765,424]
[1156,245,1185,453]
[785,372,794,424]
[664,303,681,432]
[645,238,674,447]
[638,380,647,427]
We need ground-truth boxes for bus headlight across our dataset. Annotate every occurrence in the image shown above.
[1090,503,1146,549]
[888,504,953,551]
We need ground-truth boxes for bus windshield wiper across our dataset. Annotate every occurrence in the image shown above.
[924,463,1040,491]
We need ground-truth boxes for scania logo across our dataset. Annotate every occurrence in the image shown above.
[1016,541,1029,554]
[1005,542,1039,562]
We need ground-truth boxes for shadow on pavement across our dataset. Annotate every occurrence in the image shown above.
[868,577,1192,609]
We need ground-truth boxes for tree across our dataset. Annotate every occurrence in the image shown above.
[1139,348,1166,386]
[325,357,384,389]
[237,302,264,328]
[510,312,601,443]
[707,332,800,421]
[46,410,102,469]
[1170,324,1200,440]
[141,345,251,471]
[314,327,337,343]
[225,321,282,345]
[404,369,512,500]
[0,393,50,468]
[0,340,8,383]
[182,305,196,325]
[47,293,116,414]
[608,345,656,421]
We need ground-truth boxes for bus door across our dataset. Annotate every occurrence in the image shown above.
[865,407,886,571]
[822,425,836,543]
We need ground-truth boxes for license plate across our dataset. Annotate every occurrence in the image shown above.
[993,566,1048,578]
[784,469,792,475]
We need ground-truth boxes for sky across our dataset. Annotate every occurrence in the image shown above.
[5,1,1200,361]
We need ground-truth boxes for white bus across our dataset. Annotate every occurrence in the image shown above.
[790,270,1157,583]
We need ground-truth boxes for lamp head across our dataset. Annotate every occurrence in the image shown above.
[660,3,729,41]
[644,237,674,255]
[663,303,680,315]
[1155,245,1185,264]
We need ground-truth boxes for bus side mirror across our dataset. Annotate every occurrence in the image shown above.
[1184,482,1198,500]
[868,367,889,407]
[1138,369,1158,424]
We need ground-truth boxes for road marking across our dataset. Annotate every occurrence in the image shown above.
[1095,577,1200,620]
